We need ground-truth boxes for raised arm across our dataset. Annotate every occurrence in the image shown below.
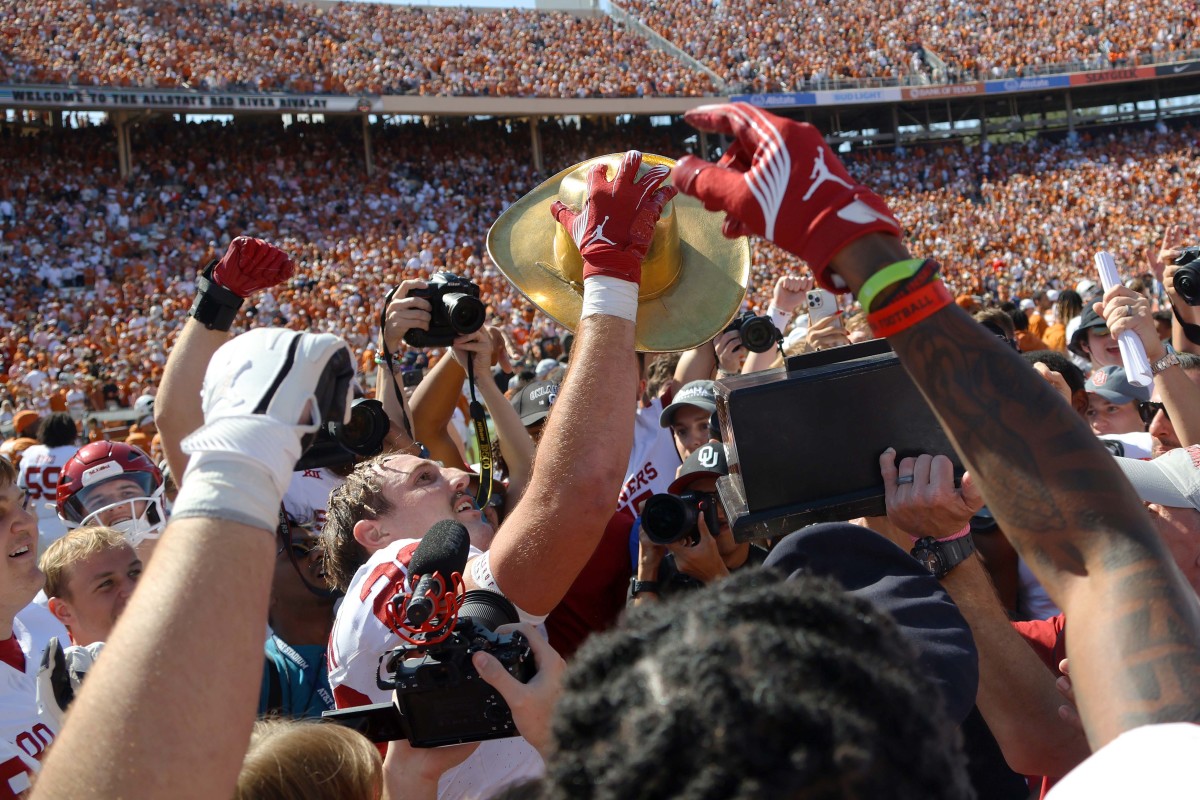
[476,151,676,616]
[155,238,294,482]
[33,329,354,800]
[676,102,1200,750]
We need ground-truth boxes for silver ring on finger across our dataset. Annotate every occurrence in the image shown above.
[896,475,915,486]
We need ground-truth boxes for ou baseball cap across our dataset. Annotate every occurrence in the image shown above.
[659,380,717,428]
[1115,445,1200,511]
[511,380,559,426]
[1085,365,1151,405]
[668,441,728,494]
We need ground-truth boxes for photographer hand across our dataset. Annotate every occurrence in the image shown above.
[473,622,565,759]
[674,102,900,290]
[713,328,745,374]
[772,274,813,315]
[1146,225,1184,286]
[1094,285,1163,360]
[550,150,677,286]
[450,325,503,376]
[805,313,850,352]
[879,449,983,539]
[210,236,295,298]
[382,279,433,353]
[383,739,480,800]
[667,514,729,584]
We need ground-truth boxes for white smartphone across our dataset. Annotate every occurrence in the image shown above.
[806,289,843,329]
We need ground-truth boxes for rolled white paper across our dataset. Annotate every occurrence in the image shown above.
[1094,251,1153,387]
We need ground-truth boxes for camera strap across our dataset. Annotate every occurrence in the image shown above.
[465,356,494,511]
[378,285,419,447]
[1170,304,1200,345]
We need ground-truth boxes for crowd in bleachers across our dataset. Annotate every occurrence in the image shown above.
[0,0,716,97]
[619,0,1199,91]
[1,0,1197,97]
[1,115,1198,417]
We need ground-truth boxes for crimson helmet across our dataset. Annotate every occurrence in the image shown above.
[57,442,167,545]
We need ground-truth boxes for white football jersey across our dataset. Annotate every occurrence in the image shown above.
[15,444,78,548]
[328,539,543,800]
[282,467,344,533]
[616,397,681,516]
[0,619,60,794]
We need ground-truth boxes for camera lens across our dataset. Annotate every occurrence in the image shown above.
[641,493,698,545]
[330,399,389,456]
[738,315,778,353]
[1175,264,1200,307]
[443,293,486,334]
[458,590,520,632]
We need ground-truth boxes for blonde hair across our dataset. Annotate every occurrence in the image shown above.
[0,457,14,489]
[235,719,382,800]
[41,526,132,600]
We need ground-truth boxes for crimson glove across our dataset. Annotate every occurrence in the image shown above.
[551,150,678,286]
[673,102,901,292]
[211,236,295,298]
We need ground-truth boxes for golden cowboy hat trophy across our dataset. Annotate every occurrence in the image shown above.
[487,153,751,353]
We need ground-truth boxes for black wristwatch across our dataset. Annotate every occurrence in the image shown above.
[910,535,975,579]
[628,578,660,600]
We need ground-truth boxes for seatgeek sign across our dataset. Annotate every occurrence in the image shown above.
[0,86,379,113]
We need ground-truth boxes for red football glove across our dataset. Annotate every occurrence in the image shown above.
[211,236,295,298]
[673,103,901,292]
[551,150,678,286]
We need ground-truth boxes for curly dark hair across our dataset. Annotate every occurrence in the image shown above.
[526,568,972,800]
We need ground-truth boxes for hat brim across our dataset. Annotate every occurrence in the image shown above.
[1115,455,1193,508]
[659,398,717,428]
[669,468,725,495]
[487,153,750,353]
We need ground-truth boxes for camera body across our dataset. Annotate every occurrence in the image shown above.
[404,272,486,348]
[724,311,780,354]
[1172,247,1200,306]
[295,397,389,470]
[641,489,720,546]
[373,589,535,748]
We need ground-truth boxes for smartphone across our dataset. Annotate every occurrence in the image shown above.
[806,289,843,329]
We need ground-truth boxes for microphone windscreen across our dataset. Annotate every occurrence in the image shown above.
[408,519,471,581]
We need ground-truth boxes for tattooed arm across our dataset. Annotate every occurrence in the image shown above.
[833,234,1200,751]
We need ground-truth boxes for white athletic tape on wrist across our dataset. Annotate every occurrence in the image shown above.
[581,275,639,322]
[171,456,286,532]
[470,551,548,626]
[767,305,793,333]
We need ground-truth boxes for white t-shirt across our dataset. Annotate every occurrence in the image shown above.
[16,444,79,548]
[1098,432,1154,460]
[1047,723,1200,798]
[616,397,681,516]
[0,618,61,791]
[328,539,543,800]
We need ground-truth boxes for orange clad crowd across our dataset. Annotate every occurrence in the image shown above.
[1,115,1198,425]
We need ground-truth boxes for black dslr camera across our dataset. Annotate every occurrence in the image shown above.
[295,397,390,470]
[724,311,780,353]
[323,590,535,748]
[641,490,720,546]
[404,272,487,348]
[1172,247,1200,306]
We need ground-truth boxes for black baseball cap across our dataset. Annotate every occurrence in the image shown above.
[511,380,559,426]
[668,442,728,494]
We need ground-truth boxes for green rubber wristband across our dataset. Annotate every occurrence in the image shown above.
[856,258,927,313]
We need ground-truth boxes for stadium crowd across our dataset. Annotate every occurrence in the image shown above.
[2,115,1199,420]
[621,0,1199,91]
[2,0,1198,97]
[0,0,716,97]
[1,96,1198,800]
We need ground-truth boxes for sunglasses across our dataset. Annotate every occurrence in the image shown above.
[278,540,323,560]
[1138,401,1170,426]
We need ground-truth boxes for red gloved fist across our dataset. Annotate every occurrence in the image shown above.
[551,150,678,286]
[673,102,901,292]
[211,236,295,298]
